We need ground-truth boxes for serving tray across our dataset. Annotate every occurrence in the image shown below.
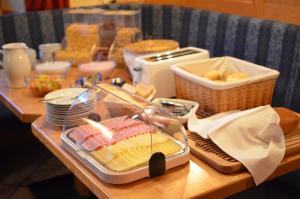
[61,129,190,184]
[188,126,300,174]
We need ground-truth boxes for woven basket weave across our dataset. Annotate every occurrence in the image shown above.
[174,73,277,118]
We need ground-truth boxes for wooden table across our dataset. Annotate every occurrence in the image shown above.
[2,66,300,198]
[0,67,130,123]
[32,116,300,199]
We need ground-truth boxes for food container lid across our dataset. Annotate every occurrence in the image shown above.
[61,84,189,179]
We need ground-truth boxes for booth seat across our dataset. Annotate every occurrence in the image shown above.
[0,3,299,112]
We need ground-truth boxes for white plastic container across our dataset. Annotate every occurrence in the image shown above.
[35,61,71,78]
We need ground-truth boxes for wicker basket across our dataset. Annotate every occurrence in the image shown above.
[171,57,279,117]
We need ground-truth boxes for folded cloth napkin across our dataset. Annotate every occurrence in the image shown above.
[188,105,285,185]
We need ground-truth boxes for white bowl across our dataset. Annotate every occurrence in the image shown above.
[78,61,116,79]
[152,98,199,124]
[35,61,71,77]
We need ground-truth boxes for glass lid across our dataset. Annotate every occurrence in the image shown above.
[62,84,188,173]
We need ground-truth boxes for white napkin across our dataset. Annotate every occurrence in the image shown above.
[188,105,285,185]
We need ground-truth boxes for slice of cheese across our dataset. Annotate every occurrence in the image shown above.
[92,131,182,172]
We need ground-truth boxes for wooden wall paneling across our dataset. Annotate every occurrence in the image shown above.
[253,0,264,18]
[207,0,254,17]
[263,0,300,25]
[140,0,300,25]
[177,0,209,9]
[147,0,254,17]
[265,0,300,6]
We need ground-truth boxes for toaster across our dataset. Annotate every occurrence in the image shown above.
[133,47,210,98]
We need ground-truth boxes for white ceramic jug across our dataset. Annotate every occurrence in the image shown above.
[0,43,31,88]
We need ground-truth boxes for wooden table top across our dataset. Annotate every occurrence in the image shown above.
[32,116,300,199]
[0,67,131,123]
[3,65,300,198]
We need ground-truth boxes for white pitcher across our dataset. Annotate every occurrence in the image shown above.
[0,43,31,88]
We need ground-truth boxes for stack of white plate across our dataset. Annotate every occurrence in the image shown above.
[39,43,62,62]
[45,88,96,127]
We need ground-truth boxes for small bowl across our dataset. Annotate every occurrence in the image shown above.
[29,74,63,97]
[78,61,116,79]
[35,61,71,78]
[152,98,199,124]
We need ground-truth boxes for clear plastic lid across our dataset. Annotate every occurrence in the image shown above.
[55,8,142,66]
[62,84,188,173]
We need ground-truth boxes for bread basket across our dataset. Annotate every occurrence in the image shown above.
[171,57,280,117]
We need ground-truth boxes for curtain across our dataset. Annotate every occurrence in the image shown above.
[25,0,70,11]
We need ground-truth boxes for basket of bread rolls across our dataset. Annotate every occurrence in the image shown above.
[171,56,280,117]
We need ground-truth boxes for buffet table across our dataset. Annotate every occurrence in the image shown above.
[1,66,300,198]
[0,70,46,123]
[31,116,300,199]
[0,67,130,123]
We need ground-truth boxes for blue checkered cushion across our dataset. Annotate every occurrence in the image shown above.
[1,4,300,111]
[0,9,64,52]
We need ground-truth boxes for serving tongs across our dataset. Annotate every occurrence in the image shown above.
[160,100,194,116]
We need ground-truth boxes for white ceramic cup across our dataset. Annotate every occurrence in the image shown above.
[39,43,62,62]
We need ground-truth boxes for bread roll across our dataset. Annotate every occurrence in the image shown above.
[274,107,299,134]
[204,70,220,80]
[226,72,248,82]
[222,71,232,80]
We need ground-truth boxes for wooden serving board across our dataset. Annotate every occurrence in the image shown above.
[188,126,300,174]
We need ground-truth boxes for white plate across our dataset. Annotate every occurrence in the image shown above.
[46,98,95,108]
[47,118,86,126]
[46,111,94,121]
[47,115,86,122]
[46,104,94,111]
[46,99,95,107]
[45,88,89,105]
[46,109,95,117]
